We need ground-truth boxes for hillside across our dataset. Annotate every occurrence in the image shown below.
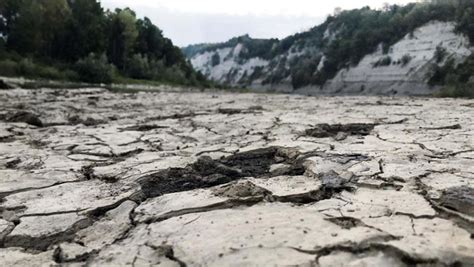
[0,0,208,86]
[184,0,474,96]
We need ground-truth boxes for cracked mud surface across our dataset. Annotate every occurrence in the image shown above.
[0,88,473,266]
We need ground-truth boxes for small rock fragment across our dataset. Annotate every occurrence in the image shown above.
[305,123,377,139]
[212,181,270,199]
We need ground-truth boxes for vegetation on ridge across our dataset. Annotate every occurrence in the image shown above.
[0,0,210,86]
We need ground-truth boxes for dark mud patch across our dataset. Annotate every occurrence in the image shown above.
[217,106,264,115]
[305,123,377,140]
[6,111,43,127]
[421,124,462,131]
[81,165,95,180]
[121,124,168,132]
[138,147,304,198]
[439,187,474,217]
[218,108,244,115]
[5,158,21,169]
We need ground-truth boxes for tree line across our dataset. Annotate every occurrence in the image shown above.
[0,0,208,85]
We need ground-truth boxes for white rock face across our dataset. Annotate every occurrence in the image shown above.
[0,88,473,266]
[321,21,472,95]
[191,43,269,84]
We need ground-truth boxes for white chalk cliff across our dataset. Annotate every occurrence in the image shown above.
[188,21,472,95]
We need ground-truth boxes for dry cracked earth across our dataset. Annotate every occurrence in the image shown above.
[0,87,473,266]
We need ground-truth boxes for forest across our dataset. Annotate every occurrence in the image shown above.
[0,0,209,86]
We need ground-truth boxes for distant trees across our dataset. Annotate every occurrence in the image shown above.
[59,0,107,61]
[211,53,220,67]
[0,0,207,86]
[107,8,138,69]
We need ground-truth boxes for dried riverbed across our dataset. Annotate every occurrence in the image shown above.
[0,88,473,266]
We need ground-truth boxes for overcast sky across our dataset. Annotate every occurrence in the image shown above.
[100,0,415,46]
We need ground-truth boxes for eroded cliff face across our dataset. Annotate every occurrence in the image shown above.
[189,21,472,95]
[317,21,472,95]
[0,87,473,266]
[191,43,270,85]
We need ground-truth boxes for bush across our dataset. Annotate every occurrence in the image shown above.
[401,54,412,67]
[0,58,77,80]
[436,84,474,98]
[434,46,447,63]
[211,53,220,67]
[161,65,186,84]
[0,59,19,76]
[75,53,115,84]
[373,56,392,67]
[126,54,152,79]
[290,55,321,89]
[17,59,37,76]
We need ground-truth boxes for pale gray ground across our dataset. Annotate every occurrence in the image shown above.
[0,88,473,266]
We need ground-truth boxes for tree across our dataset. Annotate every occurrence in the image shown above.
[6,1,42,55]
[0,0,24,36]
[41,0,71,57]
[211,53,220,67]
[58,0,107,61]
[135,17,165,60]
[107,8,138,70]
[6,0,70,57]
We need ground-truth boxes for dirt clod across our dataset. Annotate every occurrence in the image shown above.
[6,111,43,127]
[305,123,377,140]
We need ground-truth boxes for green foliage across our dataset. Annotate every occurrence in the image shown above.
[428,53,474,87]
[184,35,280,60]
[6,0,71,58]
[290,55,321,89]
[58,0,107,61]
[211,53,220,67]
[135,18,164,60]
[262,57,290,85]
[0,59,18,76]
[373,56,392,68]
[434,45,447,63]
[126,54,153,80]
[107,8,139,69]
[428,52,474,98]
[401,54,412,66]
[0,0,208,86]
[75,53,115,84]
[455,5,474,43]
[249,66,264,80]
[0,58,78,80]
[436,84,474,98]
